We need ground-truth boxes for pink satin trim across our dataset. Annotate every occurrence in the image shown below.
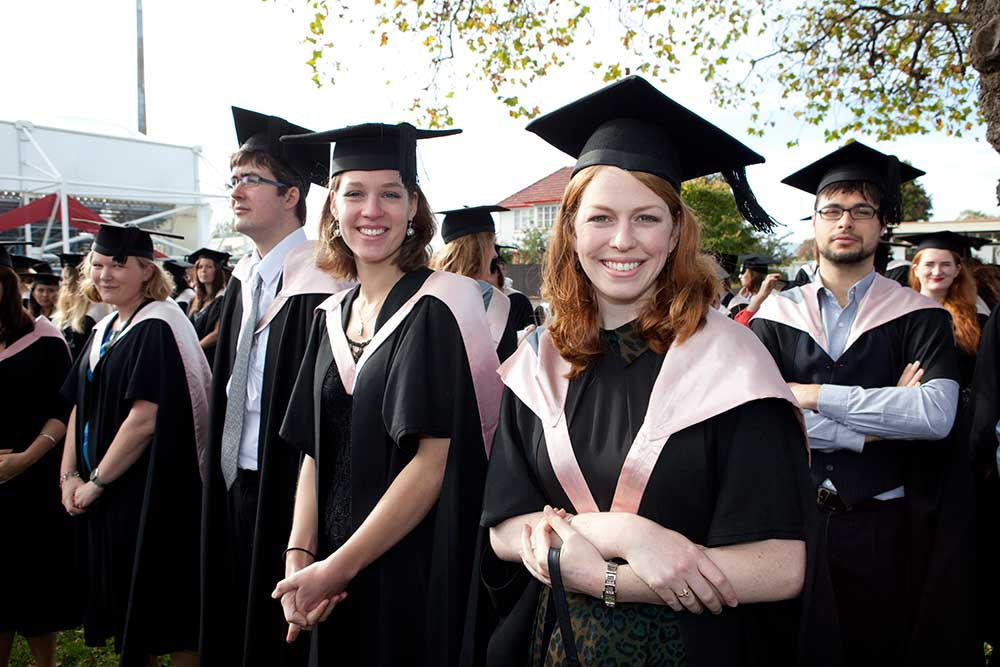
[501,310,798,514]
[752,281,828,352]
[486,286,511,349]
[87,301,212,480]
[0,316,68,363]
[752,273,942,357]
[845,274,942,352]
[253,241,354,334]
[318,271,503,456]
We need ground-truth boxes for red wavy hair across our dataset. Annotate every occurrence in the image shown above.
[544,166,717,377]
[909,249,981,355]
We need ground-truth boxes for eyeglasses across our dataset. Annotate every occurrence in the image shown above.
[225,174,288,190]
[815,204,880,221]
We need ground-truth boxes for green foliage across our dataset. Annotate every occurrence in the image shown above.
[958,208,992,219]
[274,0,978,140]
[682,176,755,255]
[901,179,934,221]
[682,176,791,262]
[515,225,549,264]
[9,628,122,666]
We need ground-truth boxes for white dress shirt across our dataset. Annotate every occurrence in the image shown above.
[227,227,307,470]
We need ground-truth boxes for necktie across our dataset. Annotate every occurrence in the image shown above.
[221,273,263,489]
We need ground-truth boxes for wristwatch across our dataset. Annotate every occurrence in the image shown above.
[602,561,618,608]
[90,467,107,489]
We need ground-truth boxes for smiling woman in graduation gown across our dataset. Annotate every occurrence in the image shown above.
[273,122,502,666]
[59,225,210,667]
[473,77,823,667]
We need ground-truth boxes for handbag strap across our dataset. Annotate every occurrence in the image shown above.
[547,547,581,666]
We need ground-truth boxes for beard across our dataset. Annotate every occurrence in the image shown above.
[818,239,877,265]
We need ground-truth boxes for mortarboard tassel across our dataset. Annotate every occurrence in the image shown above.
[721,167,778,233]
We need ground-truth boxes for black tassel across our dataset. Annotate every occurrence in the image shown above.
[398,123,417,188]
[883,155,902,227]
[722,167,778,233]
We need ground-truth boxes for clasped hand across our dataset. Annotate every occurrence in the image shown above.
[271,554,351,642]
[519,506,738,615]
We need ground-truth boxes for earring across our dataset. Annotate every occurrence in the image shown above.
[331,218,341,238]
[405,220,415,237]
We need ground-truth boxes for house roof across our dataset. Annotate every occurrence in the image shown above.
[498,167,573,208]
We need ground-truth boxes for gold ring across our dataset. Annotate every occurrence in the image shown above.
[677,588,691,598]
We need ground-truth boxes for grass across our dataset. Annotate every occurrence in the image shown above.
[7,628,171,666]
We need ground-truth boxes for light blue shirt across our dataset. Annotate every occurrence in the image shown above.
[802,271,960,499]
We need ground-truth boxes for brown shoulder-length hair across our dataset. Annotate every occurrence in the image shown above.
[0,266,34,345]
[909,249,981,355]
[189,257,227,316]
[82,255,173,303]
[545,165,718,377]
[316,173,434,280]
[429,231,495,278]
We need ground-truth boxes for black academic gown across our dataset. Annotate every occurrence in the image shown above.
[190,296,224,368]
[63,315,97,363]
[966,306,1000,650]
[280,268,490,667]
[476,325,815,666]
[750,288,978,666]
[0,324,80,636]
[507,291,536,331]
[61,311,203,665]
[199,277,330,667]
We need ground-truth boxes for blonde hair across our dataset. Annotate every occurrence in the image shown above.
[53,261,89,332]
[82,254,173,303]
[430,231,495,278]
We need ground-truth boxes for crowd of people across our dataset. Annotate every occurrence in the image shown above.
[1,74,999,667]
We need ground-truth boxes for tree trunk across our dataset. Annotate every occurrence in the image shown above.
[970,0,1000,203]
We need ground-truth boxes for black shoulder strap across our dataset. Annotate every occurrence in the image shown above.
[547,547,581,666]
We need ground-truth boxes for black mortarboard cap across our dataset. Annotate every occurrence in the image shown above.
[58,252,87,269]
[740,255,772,273]
[232,106,331,188]
[186,247,231,266]
[29,262,60,286]
[281,123,462,189]
[710,252,739,276]
[781,141,925,227]
[92,223,184,263]
[0,241,31,270]
[524,75,775,232]
[896,231,991,258]
[438,205,507,244]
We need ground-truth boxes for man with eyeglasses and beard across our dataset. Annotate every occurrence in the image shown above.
[748,142,977,666]
[199,108,350,667]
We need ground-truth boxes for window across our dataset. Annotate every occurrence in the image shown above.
[536,204,558,229]
[513,208,533,231]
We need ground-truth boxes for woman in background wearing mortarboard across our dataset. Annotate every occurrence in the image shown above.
[431,205,518,360]
[271,122,502,665]
[26,264,60,320]
[0,243,80,667]
[53,253,112,362]
[474,76,820,667]
[906,231,989,388]
[164,258,195,314]
[58,224,210,667]
[186,247,230,367]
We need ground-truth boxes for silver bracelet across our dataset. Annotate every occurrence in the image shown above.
[602,561,619,608]
[40,433,57,445]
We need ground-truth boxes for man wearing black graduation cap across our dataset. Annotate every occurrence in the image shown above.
[750,142,977,664]
[199,108,348,667]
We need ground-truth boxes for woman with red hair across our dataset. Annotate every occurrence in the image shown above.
[907,231,988,388]
[474,77,820,667]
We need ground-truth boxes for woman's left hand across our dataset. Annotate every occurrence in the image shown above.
[272,555,355,627]
[519,506,604,597]
[73,481,104,510]
[0,450,29,483]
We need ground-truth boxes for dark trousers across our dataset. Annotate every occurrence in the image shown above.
[824,498,909,667]
[224,469,260,650]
